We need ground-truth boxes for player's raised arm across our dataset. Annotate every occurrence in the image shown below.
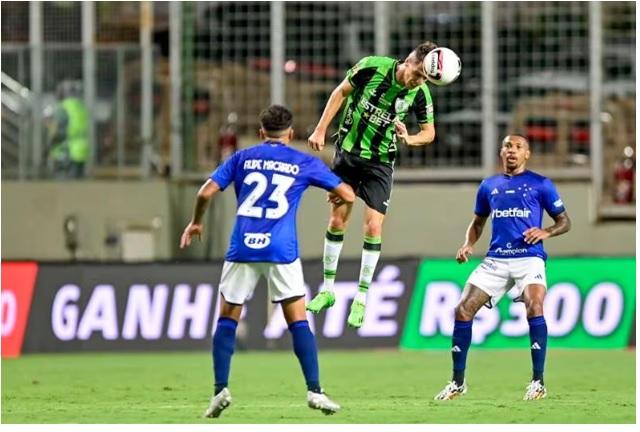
[457,214,488,263]
[308,78,354,152]
[395,84,436,146]
[180,179,221,249]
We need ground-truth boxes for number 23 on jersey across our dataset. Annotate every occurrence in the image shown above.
[236,172,295,220]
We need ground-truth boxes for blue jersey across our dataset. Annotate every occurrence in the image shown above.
[210,141,342,263]
[474,170,566,261]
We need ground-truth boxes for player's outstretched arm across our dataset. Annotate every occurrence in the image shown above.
[456,215,487,263]
[394,121,435,147]
[327,182,356,206]
[523,211,571,245]
[308,79,354,151]
[180,179,221,249]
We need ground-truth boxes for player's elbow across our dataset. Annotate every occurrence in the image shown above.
[424,127,436,144]
[197,189,214,201]
[564,215,572,233]
[334,87,349,102]
[413,126,435,146]
[198,180,220,201]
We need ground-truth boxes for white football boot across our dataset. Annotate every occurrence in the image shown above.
[523,380,547,400]
[203,387,232,418]
[434,381,468,400]
[307,390,341,415]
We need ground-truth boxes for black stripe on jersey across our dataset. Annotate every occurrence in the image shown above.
[351,66,394,157]
[350,66,378,89]
[412,87,429,123]
[340,67,377,147]
[369,88,408,162]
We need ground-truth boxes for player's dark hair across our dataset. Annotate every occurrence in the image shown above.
[259,105,293,135]
[412,41,439,63]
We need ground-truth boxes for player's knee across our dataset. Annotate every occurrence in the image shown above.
[329,215,347,231]
[363,219,383,237]
[526,301,544,318]
[454,302,475,321]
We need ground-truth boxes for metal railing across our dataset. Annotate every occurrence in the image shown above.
[1,71,33,179]
[1,43,161,179]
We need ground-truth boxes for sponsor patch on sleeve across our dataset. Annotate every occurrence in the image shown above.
[553,199,564,208]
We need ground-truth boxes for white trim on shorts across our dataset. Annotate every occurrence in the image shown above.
[467,256,547,307]
[218,259,305,305]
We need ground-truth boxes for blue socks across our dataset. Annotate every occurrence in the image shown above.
[212,318,322,395]
[449,316,547,386]
[289,320,321,393]
[451,319,473,386]
[528,315,547,384]
[212,317,238,395]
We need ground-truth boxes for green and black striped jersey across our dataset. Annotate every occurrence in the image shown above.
[336,56,435,164]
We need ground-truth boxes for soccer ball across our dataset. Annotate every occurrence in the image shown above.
[423,47,461,86]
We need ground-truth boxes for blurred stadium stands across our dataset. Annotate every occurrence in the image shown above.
[0,1,636,262]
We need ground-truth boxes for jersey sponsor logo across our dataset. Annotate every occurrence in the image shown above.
[491,207,532,218]
[553,199,564,208]
[243,233,272,249]
[359,99,395,127]
[493,247,529,256]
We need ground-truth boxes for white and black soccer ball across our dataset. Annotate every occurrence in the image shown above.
[423,47,461,86]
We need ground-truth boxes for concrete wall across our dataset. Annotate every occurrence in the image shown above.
[2,181,173,261]
[1,180,635,261]
[295,182,636,259]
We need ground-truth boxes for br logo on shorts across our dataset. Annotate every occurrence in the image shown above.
[244,233,272,249]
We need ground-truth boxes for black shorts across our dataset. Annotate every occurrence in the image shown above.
[332,149,393,214]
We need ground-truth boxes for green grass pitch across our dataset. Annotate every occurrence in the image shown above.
[1,349,635,423]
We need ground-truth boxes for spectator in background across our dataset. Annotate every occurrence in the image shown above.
[45,81,90,179]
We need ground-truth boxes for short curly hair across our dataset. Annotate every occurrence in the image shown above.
[259,105,293,135]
